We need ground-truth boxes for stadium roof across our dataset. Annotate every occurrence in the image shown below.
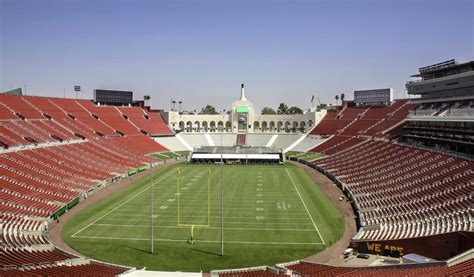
[410,60,474,78]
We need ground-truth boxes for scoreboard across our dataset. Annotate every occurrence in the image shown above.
[94,89,133,106]
[354,88,393,107]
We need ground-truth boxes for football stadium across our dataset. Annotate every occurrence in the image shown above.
[1,58,473,276]
[1,1,473,276]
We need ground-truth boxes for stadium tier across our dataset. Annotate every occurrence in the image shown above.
[245,134,274,147]
[0,94,173,275]
[314,140,472,242]
[0,94,172,144]
[212,254,474,276]
[2,261,129,276]
[288,135,327,152]
[309,99,417,155]
[210,133,238,147]
[284,261,449,277]
[303,97,474,259]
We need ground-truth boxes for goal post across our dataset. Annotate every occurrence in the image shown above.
[177,167,211,228]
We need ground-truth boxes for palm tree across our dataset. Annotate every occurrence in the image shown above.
[172,100,176,111]
[143,95,151,106]
[341,93,345,102]
[178,101,182,113]
[335,95,339,107]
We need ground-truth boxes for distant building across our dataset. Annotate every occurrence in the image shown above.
[94,89,133,106]
[354,88,393,107]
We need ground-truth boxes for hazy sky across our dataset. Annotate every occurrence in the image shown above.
[1,0,473,112]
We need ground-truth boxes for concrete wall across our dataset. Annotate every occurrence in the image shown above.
[166,110,326,134]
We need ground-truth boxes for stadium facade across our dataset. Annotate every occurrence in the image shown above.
[404,59,474,157]
[166,84,326,133]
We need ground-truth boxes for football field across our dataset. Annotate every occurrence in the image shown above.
[64,163,343,271]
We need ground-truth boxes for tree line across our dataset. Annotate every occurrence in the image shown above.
[261,103,303,115]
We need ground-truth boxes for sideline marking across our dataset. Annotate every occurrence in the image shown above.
[285,168,325,245]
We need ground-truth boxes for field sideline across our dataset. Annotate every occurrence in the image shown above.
[63,163,344,272]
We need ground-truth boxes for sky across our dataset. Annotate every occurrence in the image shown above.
[1,0,473,112]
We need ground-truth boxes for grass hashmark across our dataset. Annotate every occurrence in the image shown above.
[63,163,343,272]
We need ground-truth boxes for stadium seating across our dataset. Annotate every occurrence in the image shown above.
[214,255,474,277]
[2,93,471,275]
[210,133,238,147]
[154,135,191,151]
[314,140,473,241]
[216,266,285,276]
[284,261,449,276]
[74,101,141,135]
[245,134,274,147]
[410,100,474,118]
[117,106,173,135]
[1,261,129,276]
[271,134,301,150]
[48,98,118,137]
[287,135,327,152]
[448,257,474,276]
[0,94,172,275]
[309,100,417,155]
[179,133,212,148]
[310,135,366,155]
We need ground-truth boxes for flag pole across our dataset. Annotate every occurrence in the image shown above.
[221,111,224,256]
[150,162,154,254]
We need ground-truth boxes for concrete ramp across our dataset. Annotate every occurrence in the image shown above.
[266,134,278,147]
[205,133,216,146]
[284,134,307,152]
[175,134,193,151]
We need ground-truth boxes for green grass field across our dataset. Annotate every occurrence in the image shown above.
[63,163,343,272]
[285,151,325,162]
[150,151,191,160]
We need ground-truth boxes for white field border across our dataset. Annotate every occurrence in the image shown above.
[72,235,325,245]
[285,168,326,245]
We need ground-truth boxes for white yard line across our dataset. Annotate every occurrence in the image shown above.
[71,168,177,238]
[72,235,325,245]
[285,168,325,245]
